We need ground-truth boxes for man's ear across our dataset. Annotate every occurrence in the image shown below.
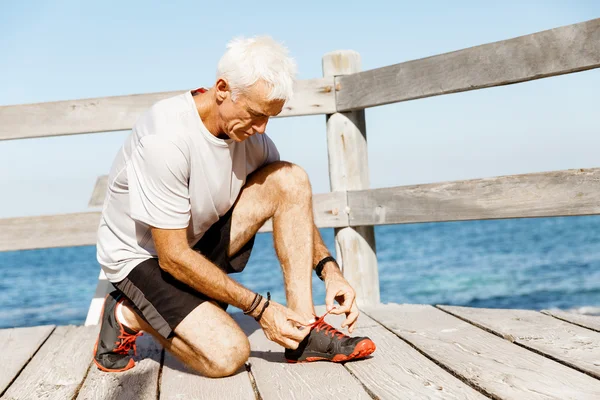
[215,78,230,102]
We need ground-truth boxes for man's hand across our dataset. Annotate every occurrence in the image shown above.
[323,267,359,333]
[254,300,313,349]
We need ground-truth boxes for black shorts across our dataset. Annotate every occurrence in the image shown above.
[114,207,255,339]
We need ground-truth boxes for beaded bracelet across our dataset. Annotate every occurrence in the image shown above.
[255,292,271,322]
[243,292,262,315]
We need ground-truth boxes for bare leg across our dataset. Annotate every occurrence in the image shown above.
[119,300,250,378]
[116,161,326,376]
[312,225,333,270]
[229,161,317,319]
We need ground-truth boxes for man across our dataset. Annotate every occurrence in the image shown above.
[93,36,376,378]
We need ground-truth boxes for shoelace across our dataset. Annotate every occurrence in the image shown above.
[114,327,143,355]
[309,309,348,339]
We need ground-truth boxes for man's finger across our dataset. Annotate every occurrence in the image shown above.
[347,313,359,333]
[286,310,314,327]
[279,336,300,350]
[341,308,359,331]
[328,292,353,315]
[325,288,338,312]
[333,292,354,315]
[282,325,310,342]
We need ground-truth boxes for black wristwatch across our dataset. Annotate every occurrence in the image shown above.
[315,256,339,280]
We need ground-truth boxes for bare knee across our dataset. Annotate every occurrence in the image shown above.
[269,161,312,200]
[189,335,251,378]
[205,336,250,378]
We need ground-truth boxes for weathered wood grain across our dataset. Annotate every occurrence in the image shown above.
[323,50,379,307]
[76,333,162,400]
[336,18,600,110]
[439,305,600,378]
[159,351,255,400]
[0,212,101,251]
[1,191,347,252]
[0,325,54,396]
[542,309,600,332]
[88,175,108,208]
[7,167,600,252]
[232,312,372,400]
[0,78,336,141]
[328,309,486,400]
[348,168,600,226]
[363,304,600,400]
[2,325,98,400]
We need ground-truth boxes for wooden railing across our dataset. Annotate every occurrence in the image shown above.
[1,18,599,311]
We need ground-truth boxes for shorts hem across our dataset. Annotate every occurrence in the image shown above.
[115,277,174,339]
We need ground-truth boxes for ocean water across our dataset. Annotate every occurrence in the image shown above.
[1,216,600,329]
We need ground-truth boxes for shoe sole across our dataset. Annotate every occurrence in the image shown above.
[285,338,376,363]
[92,293,136,373]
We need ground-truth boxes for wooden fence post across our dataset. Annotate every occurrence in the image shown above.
[322,51,380,307]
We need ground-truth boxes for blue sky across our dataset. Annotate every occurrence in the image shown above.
[1,1,599,218]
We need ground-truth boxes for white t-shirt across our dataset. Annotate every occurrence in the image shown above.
[96,90,280,282]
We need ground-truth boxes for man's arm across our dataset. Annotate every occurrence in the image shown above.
[151,226,257,314]
[152,225,312,348]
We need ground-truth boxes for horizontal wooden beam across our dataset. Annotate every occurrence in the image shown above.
[0,212,102,252]
[336,18,600,111]
[0,191,348,252]
[7,167,600,251]
[347,168,600,226]
[0,78,336,141]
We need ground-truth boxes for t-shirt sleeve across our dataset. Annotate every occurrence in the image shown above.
[127,135,191,229]
[262,134,280,165]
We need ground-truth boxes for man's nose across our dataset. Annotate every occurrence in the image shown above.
[252,119,268,134]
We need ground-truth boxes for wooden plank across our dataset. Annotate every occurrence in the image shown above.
[76,332,162,400]
[348,168,600,226]
[8,166,600,251]
[281,77,337,118]
[88,175,108,208]
[0,212,101,252]
[0,325,55,396]
[336,18,600,111]
[323,50,379,308]
[159,351,255,400]
[84,270,115,326]
[0,78,336,141]
[542,309,600,332]
[363,304,600,400]
[0,191,347,252]
[232,312,372,400]
[439,305,600,379]
[327,310,486,399]
[2,325,98,400]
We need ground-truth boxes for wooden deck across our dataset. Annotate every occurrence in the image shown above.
[1,304,599,400]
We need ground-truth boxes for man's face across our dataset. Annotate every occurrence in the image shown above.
[218,80,285,142]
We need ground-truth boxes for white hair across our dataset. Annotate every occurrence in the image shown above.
[217,36,297,102]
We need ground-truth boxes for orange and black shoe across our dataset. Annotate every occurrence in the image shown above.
[284,313,376,363]
[93,291,142,372]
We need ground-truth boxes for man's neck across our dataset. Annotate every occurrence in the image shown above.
[193,88,227,139]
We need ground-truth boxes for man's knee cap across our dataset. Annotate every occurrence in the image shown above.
[208,343,250,377]
[274,162,310,190]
